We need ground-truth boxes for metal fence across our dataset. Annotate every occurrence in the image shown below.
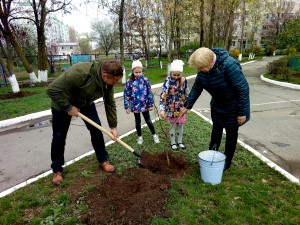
[9,52,181,76]
[289,56,300,71]
[0,64,7,87]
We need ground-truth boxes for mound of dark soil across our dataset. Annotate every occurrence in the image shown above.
[19,82,51,88]
[81,151,190,225]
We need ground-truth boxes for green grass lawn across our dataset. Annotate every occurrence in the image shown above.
[0,112,299,224]
[0,87,51,120]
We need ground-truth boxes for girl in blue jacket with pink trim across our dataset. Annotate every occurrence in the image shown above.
[124,60,160,145]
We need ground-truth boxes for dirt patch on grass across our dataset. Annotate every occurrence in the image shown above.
[18,82,51,88]
[0,91,36,100]
[0,81,52,100]
[72,151,191,225]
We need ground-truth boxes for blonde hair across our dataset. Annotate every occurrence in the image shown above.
[188,47,214,69]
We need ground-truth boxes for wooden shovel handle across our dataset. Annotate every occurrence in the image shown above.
[77,112,135,153]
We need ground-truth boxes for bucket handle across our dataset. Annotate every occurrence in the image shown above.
[210,144,218,165]
[212,144,218,151]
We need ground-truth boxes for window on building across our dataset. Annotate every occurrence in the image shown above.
[231,41,236,46]
[243,41,246,49]
[70,46,73,49]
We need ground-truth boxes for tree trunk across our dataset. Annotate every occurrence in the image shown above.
[168,2,176,64]
[2,38,14,73]
[200,0,204,47]
[119,0,124,64]
[176,21,181,59]
[0,12,38,82]
[239,0,246,61]
[119,0,125,84]
[34,0,48,82]
[168,25,174,72]
[175,0,181,59]
[37,28,48,82]
[224,6,235,50]
[7,29,38,82]
[208,2,216,48]
[227,17,235,50]
[0,55,20,93]
[142,34,149,68]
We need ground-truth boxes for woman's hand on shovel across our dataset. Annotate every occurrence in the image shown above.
[67,106,79,117]
[180,107,188,115]
[110,128,119,140]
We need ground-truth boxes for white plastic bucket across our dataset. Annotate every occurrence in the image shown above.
[198,150,226,185]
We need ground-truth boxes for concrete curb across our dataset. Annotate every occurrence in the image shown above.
[260,74,300,90]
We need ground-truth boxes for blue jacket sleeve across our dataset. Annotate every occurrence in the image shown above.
[146,78,154,107]
[185,75,203,109]
[123,80,131,110]
[159,79,169,111]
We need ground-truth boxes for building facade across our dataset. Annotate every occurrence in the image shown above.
[50,42,80,56]
[230,0,300,51]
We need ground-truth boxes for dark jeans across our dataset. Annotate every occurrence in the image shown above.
[209,120,239,163]
[134,111,156,136]
[51,103,108,173]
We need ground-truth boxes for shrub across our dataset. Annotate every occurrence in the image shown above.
[246,45,262,55]
[280,67,293,81]
[267,58,289,74]
[265,45,276,56]
[230,49,240,59]
[179,40,200,54]
[286,47,297,55]
[275,49,287,55]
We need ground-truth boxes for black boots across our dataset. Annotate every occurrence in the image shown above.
[223,161,232,171]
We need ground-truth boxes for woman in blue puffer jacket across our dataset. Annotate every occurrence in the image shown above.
[182,47,250,171]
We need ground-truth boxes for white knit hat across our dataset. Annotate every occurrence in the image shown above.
[170,59,184,72]
[131,60,143,70]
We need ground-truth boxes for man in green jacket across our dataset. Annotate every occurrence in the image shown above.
[47,60,123,185]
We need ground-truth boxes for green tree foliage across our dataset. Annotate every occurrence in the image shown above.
[262,0,295,48]
[279,16,300,51]
[89,19,118,55]
[79,38,91,54]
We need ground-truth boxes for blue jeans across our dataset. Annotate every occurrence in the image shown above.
[51,103,108,173]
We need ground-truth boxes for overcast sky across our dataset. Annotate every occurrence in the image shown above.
[56,1,108,34]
